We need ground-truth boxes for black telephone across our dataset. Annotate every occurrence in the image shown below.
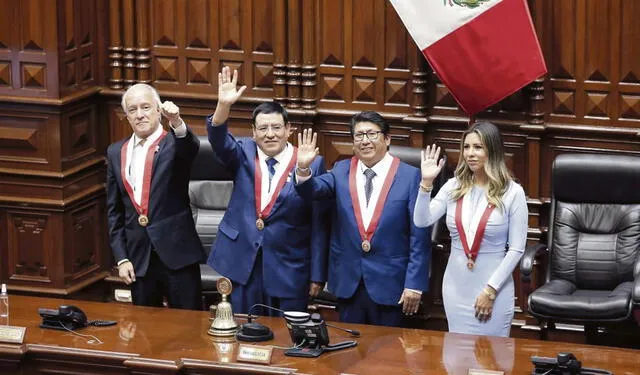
[38,305,116,331]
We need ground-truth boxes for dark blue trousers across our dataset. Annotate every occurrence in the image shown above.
[230,250,307,316]
[338,280,403,327]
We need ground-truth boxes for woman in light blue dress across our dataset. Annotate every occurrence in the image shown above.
[414,122,528,337]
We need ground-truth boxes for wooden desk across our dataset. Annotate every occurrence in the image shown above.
[0,295,638,375]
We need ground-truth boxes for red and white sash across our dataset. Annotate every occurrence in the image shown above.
[348,156,400,252]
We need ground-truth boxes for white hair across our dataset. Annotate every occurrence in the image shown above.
[121,83,162,112]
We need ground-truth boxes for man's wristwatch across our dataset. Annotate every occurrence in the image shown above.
[296,166,310,174]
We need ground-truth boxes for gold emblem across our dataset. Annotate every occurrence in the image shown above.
[256,218,264,230]
[138,214,149,227]
[467,258,475,270]
[216,277,233,296]
[361,240,371,252]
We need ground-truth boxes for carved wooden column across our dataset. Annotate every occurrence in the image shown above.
[108,0,123,89]
[410,49,429,117]
[0,0,108,296]
[134,0,151,83]
[286,0,302,108]
[300,0,317,110]
[121,0,136,87]
[273,0,288,104]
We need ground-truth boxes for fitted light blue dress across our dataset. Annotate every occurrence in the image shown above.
[414,178,528,337]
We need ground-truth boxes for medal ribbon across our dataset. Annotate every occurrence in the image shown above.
[454,198,495,264]
[254,147,298,221]
[120,130,168,218]
[348,156,400,244]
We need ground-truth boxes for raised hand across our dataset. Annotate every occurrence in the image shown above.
[297,128,319,170]
[217,66,246,107]
[420,144,445,185]
[160,101,181,127]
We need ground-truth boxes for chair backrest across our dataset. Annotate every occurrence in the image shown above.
[549,153,640,289]
[189,136,234,255]
[389,145,451,245]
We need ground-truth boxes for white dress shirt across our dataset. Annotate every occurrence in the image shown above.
[256,143,293,211]
[356,153,393,229]
[118,121,187,267]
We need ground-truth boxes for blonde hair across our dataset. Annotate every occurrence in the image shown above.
[451,122,512,210]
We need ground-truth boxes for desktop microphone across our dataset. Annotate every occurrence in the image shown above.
[326,323,360,337]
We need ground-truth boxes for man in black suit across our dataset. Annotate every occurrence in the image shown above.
[106,83,204,309]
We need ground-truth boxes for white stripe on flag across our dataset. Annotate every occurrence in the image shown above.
[390,0,503,49]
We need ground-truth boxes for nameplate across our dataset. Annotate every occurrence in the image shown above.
[237,344,273,364]
[0,326,26,344]
[468,369,504,375]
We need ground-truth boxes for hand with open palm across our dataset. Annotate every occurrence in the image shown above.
[211,66,247,125]
[297,128,319,171]
[421,144,445,186]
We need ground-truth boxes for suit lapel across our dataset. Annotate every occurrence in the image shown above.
[149,134,171,195]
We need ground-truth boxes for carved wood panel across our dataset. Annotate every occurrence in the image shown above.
[539,0,640,128]
[6,211,54,285]
[142,0,277,99]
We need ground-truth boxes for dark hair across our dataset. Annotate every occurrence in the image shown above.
[349,111,390,136]
[251,101,289,125]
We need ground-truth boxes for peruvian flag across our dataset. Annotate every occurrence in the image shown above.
[390,0,547,115]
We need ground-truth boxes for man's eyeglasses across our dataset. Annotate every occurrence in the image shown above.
[254,124,285,134]
[353,131,383,142]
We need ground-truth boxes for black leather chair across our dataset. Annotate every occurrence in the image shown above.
[520,153,640,335]
[189,136,234,309]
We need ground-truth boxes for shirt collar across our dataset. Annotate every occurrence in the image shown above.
[358,152,392,175]
[131,124,163,146]
[257,143,290,165]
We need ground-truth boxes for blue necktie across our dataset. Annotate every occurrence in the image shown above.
[363,168,376,206]
[266,158,278,192]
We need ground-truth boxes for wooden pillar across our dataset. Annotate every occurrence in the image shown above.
[300,0,317,110]
[273,0,288,104]
[134,0,151,83]
[121,0,136,87]
[410,49,429,117]
[108,0,123,89]
[286,0,302,108]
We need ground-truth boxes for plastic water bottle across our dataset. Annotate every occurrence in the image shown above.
[0,283,8,322]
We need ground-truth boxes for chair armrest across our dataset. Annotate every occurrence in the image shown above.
[633,277,640,306]
[520,243,548,283]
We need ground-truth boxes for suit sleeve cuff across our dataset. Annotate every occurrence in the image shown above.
[117,259,130,266]
[170,119,187,138]
[406,288,422,296]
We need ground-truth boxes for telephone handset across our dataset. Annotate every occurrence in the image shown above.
[38,305,116,330]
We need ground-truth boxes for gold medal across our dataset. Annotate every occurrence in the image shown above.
[361,240,371,252]
[467,258,475,270]
[256,218,264,230]
[138,214,149,227]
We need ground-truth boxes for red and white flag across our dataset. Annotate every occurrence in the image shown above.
[390,0,547,115]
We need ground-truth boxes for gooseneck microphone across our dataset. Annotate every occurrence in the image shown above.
[326,323,360,337]
[246,303,285,322]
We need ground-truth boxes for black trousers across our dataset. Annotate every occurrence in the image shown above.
[131,251,202,310]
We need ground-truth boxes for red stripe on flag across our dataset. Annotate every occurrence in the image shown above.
[423,0,546,115]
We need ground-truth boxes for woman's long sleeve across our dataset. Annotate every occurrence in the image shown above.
[413,179,452,228]
[486,185,529,291]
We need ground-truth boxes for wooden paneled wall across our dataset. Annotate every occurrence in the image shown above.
[1,1,639,320]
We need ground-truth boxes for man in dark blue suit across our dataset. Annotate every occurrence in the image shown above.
[106,83,204,310]
[295,111,431,327]
[206,67,329,315]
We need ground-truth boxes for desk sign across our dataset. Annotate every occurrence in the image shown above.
[468,369,504,375]
[0,326,26,344]
[237,344,273,364]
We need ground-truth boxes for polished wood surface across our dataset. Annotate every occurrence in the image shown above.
[1,0,640,334]
[0,295,638,375]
